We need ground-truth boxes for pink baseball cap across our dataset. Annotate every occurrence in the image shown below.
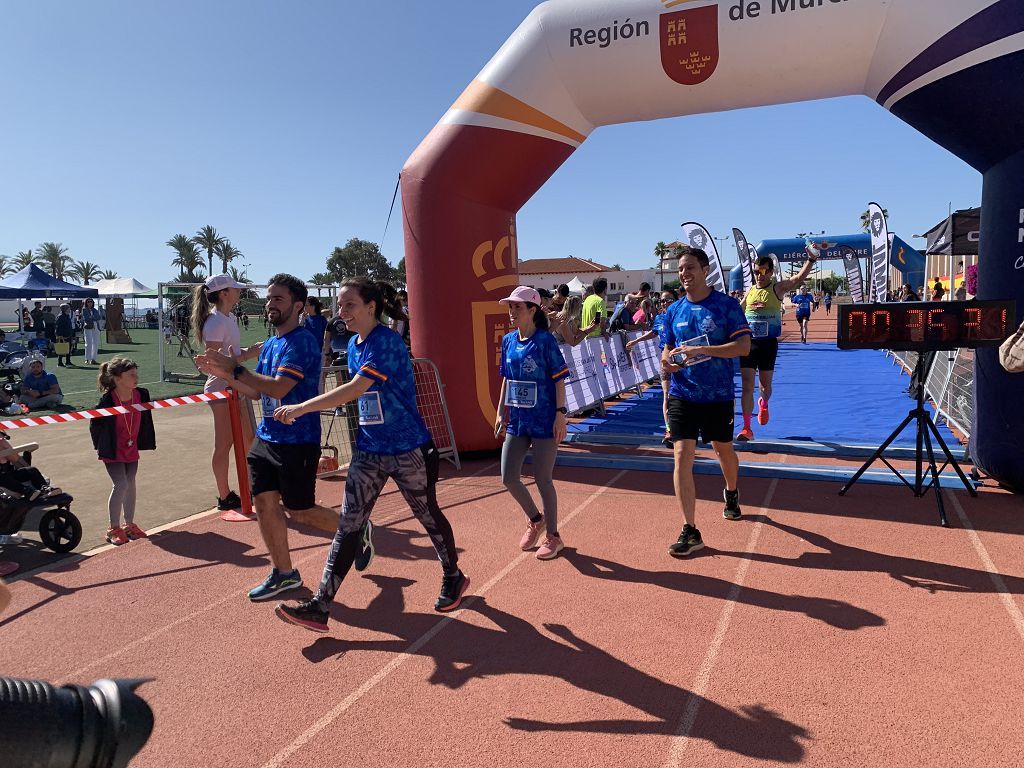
[498,286,541,305]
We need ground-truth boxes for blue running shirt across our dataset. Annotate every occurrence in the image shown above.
[348,324,430,454]
[792,293,814,318]
[659,291,751,403]
[256,326,322,445]
[652,312,668,349]
[500,330,570,439]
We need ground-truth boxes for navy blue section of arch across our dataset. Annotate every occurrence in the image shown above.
[888,49,1024,172]
[877,0,1024,108]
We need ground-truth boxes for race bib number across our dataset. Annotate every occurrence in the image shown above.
[358,391,384,425]
[261,395,281,419]
[749,320,769,339]
[505,380,538,408]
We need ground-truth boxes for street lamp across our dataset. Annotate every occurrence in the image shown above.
[713,236,731,256]
[242,261,251,280]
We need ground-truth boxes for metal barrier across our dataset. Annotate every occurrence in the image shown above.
[888,348,973,442]
[411,358,461,469]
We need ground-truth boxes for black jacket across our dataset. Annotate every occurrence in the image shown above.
[89,388,157,460]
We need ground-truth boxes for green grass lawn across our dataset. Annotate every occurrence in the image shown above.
[19,326,274,414]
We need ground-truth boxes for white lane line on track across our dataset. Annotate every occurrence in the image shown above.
[946,490,1024,643]
[663,475,781,768]
[65,463,500,680]
[260,468,628,768]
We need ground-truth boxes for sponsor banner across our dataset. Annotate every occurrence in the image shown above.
[839,245,865,303]
[681,221,726,292]
[732,228,755,291]
[561,340,607,413]
[923,207,980,256]
[867,202,890,302]
[627,331,662,381]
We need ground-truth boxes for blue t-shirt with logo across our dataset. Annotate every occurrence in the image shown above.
[500,329,570,439]
[348,324,429,455]
[792,293,814,317]
[652,312,668,349]
[659,291,751,404]
[255,326,322,445]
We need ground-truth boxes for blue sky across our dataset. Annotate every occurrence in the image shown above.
[0,1,981,287]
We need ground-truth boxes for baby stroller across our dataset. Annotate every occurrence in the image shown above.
[0,437,80,554]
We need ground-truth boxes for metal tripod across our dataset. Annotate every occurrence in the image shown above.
[838,352,976,526]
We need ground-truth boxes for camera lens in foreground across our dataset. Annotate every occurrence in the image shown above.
[0,676,154,768]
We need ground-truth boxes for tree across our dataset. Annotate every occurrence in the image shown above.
[194,225,224,277]
[101,269,119,280]
[167,234,204,282]
[653,240,670,290]
[14,250,36,269]
[859,207,889,233]
[324,238,398,283]
[36,242,71,280]
[0,255,14,277]
[611,263,623,270]
[228,266,251,284]
[68,259,104,285]
[214,239,242,274]
[310,272,333,286]
[394,257,406,288]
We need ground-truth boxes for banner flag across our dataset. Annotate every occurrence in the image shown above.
[732,228,754,290]
[867,202,890,301]
[839,245,865,303]
[747,243,759,279]
[680,222,726,292]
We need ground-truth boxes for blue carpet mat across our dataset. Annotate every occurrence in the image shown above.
[568,344,958,448]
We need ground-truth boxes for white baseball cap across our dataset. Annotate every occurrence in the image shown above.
[205,274,246,292]
[498,286,542,306]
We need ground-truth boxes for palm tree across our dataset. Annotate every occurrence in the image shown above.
[860,207,889,232]
[228,265,251,284]
[194,225,224,277]
[14,250,36,270]
[68,259,104,285]
[214,239,242,274]
[36,242,71,280]
[654,241,669,290]
[166,234,205,282]
[101,269,119,280]
[0,255,14,277]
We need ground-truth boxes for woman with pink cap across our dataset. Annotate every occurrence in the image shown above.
[495,285,571,560]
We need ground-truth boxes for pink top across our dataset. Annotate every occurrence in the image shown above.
[632,309,649,325]
[101,389,142,464]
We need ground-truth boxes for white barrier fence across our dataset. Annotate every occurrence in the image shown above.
[561,332,661,415]
[888,348,974,441]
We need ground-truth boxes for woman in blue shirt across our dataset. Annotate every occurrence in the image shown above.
[302,296,328,354]
[495,286,570,561]
[271,278,467,632]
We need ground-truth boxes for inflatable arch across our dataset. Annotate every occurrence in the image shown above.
[401,0,1024,489]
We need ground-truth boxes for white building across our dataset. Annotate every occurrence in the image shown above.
[519,256,655,300]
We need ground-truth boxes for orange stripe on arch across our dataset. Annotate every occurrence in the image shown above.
[452,80,586,145]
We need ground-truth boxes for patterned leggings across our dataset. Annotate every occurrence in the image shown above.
[314,441,458,608]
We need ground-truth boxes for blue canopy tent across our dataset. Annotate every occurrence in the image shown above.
[0,264,98,332]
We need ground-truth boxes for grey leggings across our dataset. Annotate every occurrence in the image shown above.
[105,461,138,528]
[501,434,558,534]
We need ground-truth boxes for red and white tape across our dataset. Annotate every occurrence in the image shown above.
[0,390,231,430]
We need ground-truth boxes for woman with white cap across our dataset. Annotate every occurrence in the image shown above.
[495,285,571,560]
[191,274,263,513]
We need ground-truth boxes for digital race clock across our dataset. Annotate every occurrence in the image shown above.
[836,300,1015,351]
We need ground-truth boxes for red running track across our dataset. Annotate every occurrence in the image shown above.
[1,459,1023,767]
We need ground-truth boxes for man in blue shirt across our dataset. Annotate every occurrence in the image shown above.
[660,246,751,556]
[792,285,815,343]
[19,359,64,411]
[197,273,345,601]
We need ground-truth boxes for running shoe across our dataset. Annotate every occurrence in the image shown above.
[276,600,329,633]
[435,570,470,612]
[248,568,302,601]
[106,527,129,546]
[723,489,742,520]
[123,522,149,540]
[668,525,705,558]
[217,491,242,511]
[757,397,770,426]
[736,426,754,442]
[519,518,545,551]
[536,535,564,561]
[354,520,375,572]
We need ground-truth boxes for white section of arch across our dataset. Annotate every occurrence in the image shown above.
[461,0,1013,137]
[441,109,583,148]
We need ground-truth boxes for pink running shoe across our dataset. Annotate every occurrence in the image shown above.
[536,535,564,561]
[106,527,129,546]
[123,523,149,540]
[519,518,545,551]
[757,397,770,426]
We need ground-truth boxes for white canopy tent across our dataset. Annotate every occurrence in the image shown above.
[92,277,151,297]
[566,276,587,295]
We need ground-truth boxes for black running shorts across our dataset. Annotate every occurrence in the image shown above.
[247,438,320,510]
[666,397,735,444]
[739,337,779,371]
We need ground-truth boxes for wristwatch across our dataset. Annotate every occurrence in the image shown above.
[556,406,568,414]
[232,364,246,379]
